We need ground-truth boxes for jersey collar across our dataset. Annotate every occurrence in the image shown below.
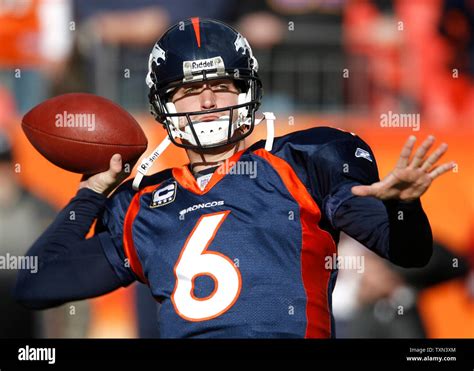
[172,148,247,195]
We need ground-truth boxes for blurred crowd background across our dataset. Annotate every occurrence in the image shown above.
[0,0,472,339]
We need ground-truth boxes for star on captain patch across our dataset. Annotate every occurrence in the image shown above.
[150,181,177,208]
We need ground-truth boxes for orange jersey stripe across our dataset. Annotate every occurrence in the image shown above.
[253,149,337,338]
[123,184,163,283]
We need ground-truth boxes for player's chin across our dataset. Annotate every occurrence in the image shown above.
[190,141,241,155]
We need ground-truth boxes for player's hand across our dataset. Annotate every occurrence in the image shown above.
[351,135,456,202]
[78,154,128,196]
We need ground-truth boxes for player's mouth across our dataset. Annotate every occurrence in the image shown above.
[198,115,222,122]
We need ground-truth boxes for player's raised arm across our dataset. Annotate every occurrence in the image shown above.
[14,155,134,310]
[332,135,454,267]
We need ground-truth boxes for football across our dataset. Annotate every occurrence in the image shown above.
[22,93,148,174]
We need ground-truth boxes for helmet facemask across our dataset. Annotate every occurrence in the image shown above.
[149,74,262,151]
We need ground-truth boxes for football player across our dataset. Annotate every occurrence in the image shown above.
[15,18,455,338]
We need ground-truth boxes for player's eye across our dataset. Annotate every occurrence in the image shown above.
[183,87,198,95]
[213,84,230,91]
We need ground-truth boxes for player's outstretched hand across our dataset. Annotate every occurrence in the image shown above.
[78,154,128,196]
[351,135,456,202]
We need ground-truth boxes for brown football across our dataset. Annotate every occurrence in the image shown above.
[22,93,148,174]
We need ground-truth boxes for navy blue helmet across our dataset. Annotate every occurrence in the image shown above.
[146,18,263,150]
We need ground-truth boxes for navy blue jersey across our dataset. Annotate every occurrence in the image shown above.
[97,126,383,338]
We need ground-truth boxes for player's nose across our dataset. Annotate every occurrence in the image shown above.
[200,88,217,110]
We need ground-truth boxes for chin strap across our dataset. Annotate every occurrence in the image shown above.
[132,135,173,191]
[259,112,275,151]
[132,112,276,191]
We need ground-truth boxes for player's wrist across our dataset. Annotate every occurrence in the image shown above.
[78,181,110,197]
[87,184,108,195]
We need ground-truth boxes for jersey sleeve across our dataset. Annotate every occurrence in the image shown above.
[269,126,380,224]
[95,179,139,284]
[310,132,380,228]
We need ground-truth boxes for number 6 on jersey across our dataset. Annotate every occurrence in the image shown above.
[171,211,242,321]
